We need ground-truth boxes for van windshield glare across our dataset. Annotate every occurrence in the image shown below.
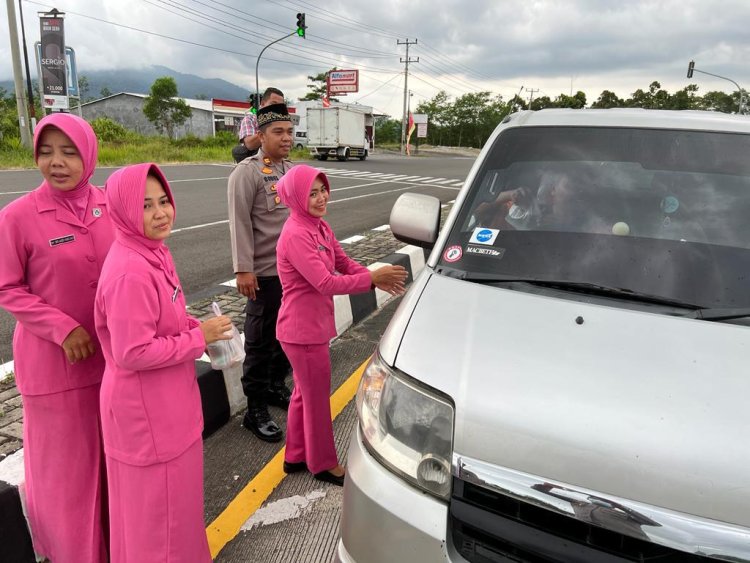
[441,126,750,309]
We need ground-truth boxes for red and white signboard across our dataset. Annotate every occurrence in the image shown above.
[413,113,428,138]
[327,70,359,94]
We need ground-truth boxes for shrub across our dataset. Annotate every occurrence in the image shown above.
[90,117,130,142]
[171,134,203,148]
[204,130,237,147]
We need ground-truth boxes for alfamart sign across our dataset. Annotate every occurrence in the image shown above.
[328,70,359,94]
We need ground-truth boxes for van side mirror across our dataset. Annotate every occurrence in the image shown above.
[389,193,441,249]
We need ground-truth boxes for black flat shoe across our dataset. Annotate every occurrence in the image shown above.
[283,460,307,474]
[313,470,345,487]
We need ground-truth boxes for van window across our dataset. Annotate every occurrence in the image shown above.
[440,126,750,309]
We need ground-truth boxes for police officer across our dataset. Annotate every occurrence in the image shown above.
[227,103,295,441]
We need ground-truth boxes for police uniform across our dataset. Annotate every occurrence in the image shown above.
[228,129,294,440]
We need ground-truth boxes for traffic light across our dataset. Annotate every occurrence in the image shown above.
[296,13,306,38]
[687,60,695,79]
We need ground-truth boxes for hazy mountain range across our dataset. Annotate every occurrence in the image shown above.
[0,65,251,102]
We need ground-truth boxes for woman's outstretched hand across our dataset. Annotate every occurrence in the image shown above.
[371,265,408,296]
[200,315,234,344]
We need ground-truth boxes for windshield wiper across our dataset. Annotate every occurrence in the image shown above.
[460,274,701,310]
[688,307,750,321]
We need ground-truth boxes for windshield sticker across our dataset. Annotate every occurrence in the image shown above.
[469,227,500,245]
[443,245,463,262]
[466,245,506,259]
[661,195,680,214]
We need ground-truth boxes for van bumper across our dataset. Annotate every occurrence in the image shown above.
[335,426,466,562]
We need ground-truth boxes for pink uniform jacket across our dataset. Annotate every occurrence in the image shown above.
[0,152,114,397]
[95,164,206,466]
[275,165,373,345]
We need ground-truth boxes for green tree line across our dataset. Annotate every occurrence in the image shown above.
[376,81,747,148]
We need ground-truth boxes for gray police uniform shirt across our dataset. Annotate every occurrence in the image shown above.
[228,149,293,276]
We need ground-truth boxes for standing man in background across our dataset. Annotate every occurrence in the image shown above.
[227,101,294,442]
[233,87,285,163]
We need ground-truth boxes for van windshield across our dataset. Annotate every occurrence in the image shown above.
[440,125,750,309]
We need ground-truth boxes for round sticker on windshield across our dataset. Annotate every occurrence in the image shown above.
[661,195,679,214]
[443,245,463,263]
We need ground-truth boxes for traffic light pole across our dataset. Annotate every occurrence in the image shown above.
[255,31,295,112]
[687,61,746,115]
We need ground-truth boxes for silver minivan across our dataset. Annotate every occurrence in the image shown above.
[337,109,750,562]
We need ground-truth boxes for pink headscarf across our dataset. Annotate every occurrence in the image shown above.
[105,163,179,284]
[33,113,98,199]
[276,164,330,229]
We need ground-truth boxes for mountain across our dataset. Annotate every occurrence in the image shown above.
[0,65,251,102]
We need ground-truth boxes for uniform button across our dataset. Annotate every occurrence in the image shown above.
[80,227,89,234]
[88,281,97,288]
[274,196,280,204]
[87,255,96,262]
[271,184,277,192]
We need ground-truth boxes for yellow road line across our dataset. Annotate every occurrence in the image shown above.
[206,356,371,559]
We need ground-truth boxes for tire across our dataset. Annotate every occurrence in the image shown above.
[337,148,349,162]
[359,150,367,161]
[296,143,304,150]
[319,154,328,161]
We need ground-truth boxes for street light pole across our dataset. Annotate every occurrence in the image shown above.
[255,32,295,111]
[687,60,746,115]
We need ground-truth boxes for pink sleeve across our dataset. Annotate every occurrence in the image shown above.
[103,274,206,371]
[284,234,372,296]
[0,213,80,345]
[187,314,201,330]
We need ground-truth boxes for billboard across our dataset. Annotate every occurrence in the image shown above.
[39,14,68,109]
[328,70,359,94]
[413,113,428,138]
[35,43,79,99]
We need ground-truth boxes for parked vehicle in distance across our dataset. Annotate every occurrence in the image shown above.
[307,107,368,161]
[294,130,307,150]
[337,109,750,563]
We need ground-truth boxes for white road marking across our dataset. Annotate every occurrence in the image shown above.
[240,491,327,531]
[0,190,32,195]
[169,176,229,183]
[372,224,390,231]
[171,220,229,234]
[340,235,366,244]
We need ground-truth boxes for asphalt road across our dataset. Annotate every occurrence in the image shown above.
[0,153,475,367]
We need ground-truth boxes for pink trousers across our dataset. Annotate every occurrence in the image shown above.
[281,342,338,474]
[22,383,108,563]
[106,438,211,563]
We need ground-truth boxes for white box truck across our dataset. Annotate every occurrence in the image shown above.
[307,107,369,161]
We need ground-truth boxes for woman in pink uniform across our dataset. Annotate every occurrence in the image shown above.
[0,113,114,562]
[275,165,408,486]
[94,163,232,562]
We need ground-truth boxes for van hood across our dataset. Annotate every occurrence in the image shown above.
[393,273,750,528]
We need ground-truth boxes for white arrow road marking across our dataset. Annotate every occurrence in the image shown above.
[240,490,327,530]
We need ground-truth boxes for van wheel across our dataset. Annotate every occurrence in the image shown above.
[359,150,367,161]
[318,155,328,161]
[337,148,350,162]
[296,143,303,150]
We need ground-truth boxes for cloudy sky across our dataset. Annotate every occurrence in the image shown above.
[2,0,749,117]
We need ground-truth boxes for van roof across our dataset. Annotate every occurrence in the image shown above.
[504,108,750,133]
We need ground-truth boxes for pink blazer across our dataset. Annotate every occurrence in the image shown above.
[276,216,372,345]
[0,186,114,395]
[95,240,205,466]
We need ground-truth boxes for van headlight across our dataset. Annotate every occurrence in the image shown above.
[355,350,455,501]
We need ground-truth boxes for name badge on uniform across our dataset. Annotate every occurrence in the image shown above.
[49,234,75,247]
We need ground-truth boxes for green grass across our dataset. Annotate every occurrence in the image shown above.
[0,137,314,169]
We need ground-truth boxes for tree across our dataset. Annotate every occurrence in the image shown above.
[591,90,625,109]
[374,117,401,144]
[100,86,112,98]
[78,74,90,102]
[143,76,192,139]
[298,68,339,102]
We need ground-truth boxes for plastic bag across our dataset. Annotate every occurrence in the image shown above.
[206,301,245,370]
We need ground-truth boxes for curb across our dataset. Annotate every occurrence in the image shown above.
[0,244,426,560]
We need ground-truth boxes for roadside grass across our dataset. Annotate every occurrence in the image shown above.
[0,136,314,170]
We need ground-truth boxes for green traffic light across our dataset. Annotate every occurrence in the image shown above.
[297,28,305,37]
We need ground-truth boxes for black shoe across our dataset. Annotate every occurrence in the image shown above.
[242,405,283,442]
[313,470,345,487]
[267,383,292,410]
[283,460,308,474]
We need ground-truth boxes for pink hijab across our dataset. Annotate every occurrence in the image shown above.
[276,164,330,230]
[105,163,179,285]
[33,113,98,204]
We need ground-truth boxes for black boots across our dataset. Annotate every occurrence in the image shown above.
[242,403,283,442]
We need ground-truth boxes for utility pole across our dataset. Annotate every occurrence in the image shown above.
[526,87,539,108]
[5,0,32,147]
[398,38,418,155]
[18,0,36,123]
